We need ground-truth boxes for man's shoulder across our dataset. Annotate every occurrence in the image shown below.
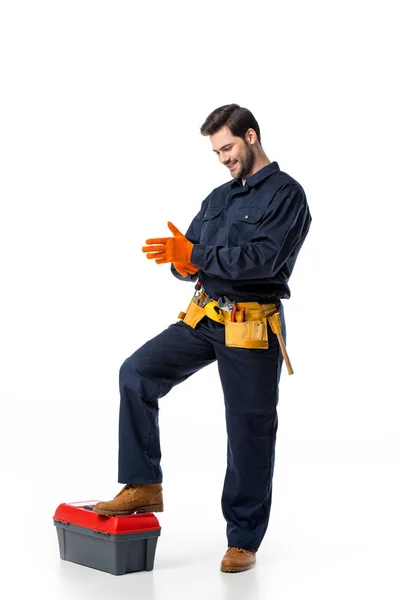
[271,169,305,193]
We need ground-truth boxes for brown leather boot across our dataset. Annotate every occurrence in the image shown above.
[93,483,163,516]
[220,547,256,573]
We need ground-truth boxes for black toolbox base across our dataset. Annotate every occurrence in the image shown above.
[56,522,160,575]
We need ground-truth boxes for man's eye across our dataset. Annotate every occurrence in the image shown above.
[217,147,232,155]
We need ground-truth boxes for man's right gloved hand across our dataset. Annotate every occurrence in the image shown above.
[168,222,198,278]
[174,261,198,278]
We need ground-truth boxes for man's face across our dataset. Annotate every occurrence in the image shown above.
[211,125,255,179]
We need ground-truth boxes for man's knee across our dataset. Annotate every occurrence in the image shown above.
[119,353,161,404]
[119,352,143,385]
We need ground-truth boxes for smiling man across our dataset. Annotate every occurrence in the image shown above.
[94,104,312,574]
[212,122,269,181]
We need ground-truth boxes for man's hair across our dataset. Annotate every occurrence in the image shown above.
[200,103,262,146]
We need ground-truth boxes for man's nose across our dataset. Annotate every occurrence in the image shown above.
[220,153,229,164]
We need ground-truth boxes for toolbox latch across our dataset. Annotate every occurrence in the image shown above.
[54,519,70,526]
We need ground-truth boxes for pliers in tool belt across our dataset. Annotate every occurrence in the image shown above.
[231,304,245,322]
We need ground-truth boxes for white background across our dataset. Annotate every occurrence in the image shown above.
[1,1,399,598]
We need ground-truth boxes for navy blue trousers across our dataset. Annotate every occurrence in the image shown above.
[118,304,286,553]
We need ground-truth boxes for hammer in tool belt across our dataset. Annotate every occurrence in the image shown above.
[266,311,294,376]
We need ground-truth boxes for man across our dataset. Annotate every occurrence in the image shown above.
[94,104,312,573]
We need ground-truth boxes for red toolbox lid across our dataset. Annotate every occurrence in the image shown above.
[53,501,161,535]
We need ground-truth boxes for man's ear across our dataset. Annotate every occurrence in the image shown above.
[246,128,257,146]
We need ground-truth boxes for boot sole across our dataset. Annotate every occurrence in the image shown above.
[220,563,256,573]
[93,503,164,516]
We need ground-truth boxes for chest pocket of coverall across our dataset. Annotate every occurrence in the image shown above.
[228,205,265,244]
[200,207,225,244]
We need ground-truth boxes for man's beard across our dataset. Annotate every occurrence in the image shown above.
[236,143,255,179]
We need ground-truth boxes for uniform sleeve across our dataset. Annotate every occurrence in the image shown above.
[190,184,312,280]
[170,195,210,282]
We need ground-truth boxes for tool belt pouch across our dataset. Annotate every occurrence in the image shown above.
[181,299,207,329]
[225,315,269,349]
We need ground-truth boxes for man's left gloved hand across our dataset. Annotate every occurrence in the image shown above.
[142,222,195,265]
[174,261,198,277]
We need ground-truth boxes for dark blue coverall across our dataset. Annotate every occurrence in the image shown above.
[118,161,312,552]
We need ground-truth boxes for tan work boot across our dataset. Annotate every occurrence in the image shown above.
[93,483,163,516]
[220,547,256,573]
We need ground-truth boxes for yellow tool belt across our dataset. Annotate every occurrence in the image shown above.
[178,291,294,375]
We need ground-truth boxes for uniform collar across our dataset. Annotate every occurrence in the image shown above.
[231,160,280,188]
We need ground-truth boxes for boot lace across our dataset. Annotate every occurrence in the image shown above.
[227,547,253,556]
[115,483,138,498]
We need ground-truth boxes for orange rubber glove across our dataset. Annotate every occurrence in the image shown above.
[174,261,198,278]
[142,221,195,265]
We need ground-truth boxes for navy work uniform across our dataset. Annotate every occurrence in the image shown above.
[118,161,312,552]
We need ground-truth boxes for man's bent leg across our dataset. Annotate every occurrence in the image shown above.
[118,320,216,483]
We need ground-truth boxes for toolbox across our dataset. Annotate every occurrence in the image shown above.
[53,501,161,575]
